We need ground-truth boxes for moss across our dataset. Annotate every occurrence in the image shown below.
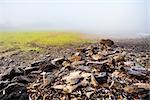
[0,31,91,51]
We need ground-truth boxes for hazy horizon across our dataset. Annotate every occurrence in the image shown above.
[0,0,149,37]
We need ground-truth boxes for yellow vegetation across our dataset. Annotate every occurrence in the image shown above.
[0,31,91,52]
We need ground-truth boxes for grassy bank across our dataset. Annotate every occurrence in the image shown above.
[0,32,91,52]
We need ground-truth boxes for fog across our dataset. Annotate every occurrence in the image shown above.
[0,0,149,37]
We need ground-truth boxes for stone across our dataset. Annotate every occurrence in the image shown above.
[0,83,29,100]
[100,39,114,48]
[1,39,148,99]
[12,76,31,84]
[92,54,101,60]
[95,72,108,84]
[71,61,85,66]
[24,67,39,74]
[0,81,11,90]
[68,55,82,62]
[30,71,42,74]
[0,67,24,81]
[85,91,94,98]
[91,73,99,87]
[43,74,55,86]
[133,83,150,90]
[39,63,56,72]
[31,59,57,72]
[31,60,46,67]
[51,57,65,66]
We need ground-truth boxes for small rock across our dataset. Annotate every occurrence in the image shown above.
[86,45,93,50]
[100,39,114,47]
[30,71,42,74]
[68,55,82,62]
[0,81,11,90]
[51,57,65,66]
[92,54,101,60]
[133,83,150,90]
[0,67,24,81]
[71,61,85,66]
[31,60,46,67]
[91,73,99,87]
[124,86,135,93]
[24,67,39,74]
[95,72,108,84]
[85,91,94,98]
[43,74,55,86]
[0,83,29,100]
[76,48,86,53]
[86,50,93,56]
[40,63,56,72]
[62,61,71,67]
[12,76,31,84]
[78,66,92,72]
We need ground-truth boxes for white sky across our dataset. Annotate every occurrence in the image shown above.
[0,0,149,36]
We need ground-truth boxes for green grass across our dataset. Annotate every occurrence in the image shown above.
[0,31,90,52]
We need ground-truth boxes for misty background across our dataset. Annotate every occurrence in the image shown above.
[0,0,149,38]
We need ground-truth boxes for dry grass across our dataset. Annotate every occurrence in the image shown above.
[0,31,91,52]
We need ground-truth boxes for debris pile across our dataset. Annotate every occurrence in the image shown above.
[0,39,149,100]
